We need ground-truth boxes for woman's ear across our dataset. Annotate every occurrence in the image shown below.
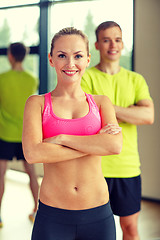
[48,53,54,67]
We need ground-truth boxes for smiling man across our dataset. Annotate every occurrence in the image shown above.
[81,21,154,240]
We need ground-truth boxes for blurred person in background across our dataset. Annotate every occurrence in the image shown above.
[0,42,39,228]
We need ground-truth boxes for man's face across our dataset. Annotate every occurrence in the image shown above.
[95,27,123,63]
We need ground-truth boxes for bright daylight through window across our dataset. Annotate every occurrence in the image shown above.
[0,0,133,90]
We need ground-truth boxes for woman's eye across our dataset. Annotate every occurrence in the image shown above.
[75,54,83,59]
[58,54,66,58]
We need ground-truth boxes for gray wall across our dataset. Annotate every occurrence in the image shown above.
[135,0,160,200]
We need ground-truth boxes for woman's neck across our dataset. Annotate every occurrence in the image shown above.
[52,82,85,99]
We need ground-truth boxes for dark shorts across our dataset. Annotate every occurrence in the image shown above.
[0,139,25,161]
[105,175,141,217]
[32,200,116,240]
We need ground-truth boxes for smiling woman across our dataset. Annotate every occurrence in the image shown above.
[48,28,90,85]
[22,27,122,240]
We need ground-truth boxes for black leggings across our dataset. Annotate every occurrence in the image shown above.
[31,200,116,240]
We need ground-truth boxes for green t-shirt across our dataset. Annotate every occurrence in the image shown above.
[0,70,39,142]
[81,67,152,178]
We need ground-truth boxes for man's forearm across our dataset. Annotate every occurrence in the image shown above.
[114,101,154,125]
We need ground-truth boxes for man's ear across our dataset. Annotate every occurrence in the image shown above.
[95,41,99,50]
[48,53,54,67]
[122,41,124,50]
[8,52,15,63]
[86,54,91,68]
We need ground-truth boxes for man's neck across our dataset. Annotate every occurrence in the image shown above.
[11,62,24,71]
[96,61,120,75]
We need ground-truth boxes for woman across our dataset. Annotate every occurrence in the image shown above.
[22,27,122,240]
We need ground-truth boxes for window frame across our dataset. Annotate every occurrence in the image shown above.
[0,0,135,93]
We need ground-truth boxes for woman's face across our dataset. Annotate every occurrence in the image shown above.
[48,35,90,84]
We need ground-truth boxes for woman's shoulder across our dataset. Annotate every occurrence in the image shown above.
[25,94,45,108]
[89,94,112,108]
[27,93,44,101]
[24,94,46,116]
[91,94,111,103]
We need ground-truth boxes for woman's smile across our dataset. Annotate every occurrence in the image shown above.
[62,70,78,76]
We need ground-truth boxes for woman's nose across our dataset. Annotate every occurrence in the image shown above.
[66,57,75,68]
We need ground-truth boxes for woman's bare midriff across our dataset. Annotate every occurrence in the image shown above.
[39,155,109,210]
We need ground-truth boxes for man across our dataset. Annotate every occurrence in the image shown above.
[81,21,154,239]
[0,42,39,227]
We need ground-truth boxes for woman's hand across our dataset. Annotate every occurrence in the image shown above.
[99,123,122,135]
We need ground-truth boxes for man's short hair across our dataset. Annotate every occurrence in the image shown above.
[95,21,122,41]
[8,42,29,62]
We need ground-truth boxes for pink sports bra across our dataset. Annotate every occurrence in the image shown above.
[42,92,101,139]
